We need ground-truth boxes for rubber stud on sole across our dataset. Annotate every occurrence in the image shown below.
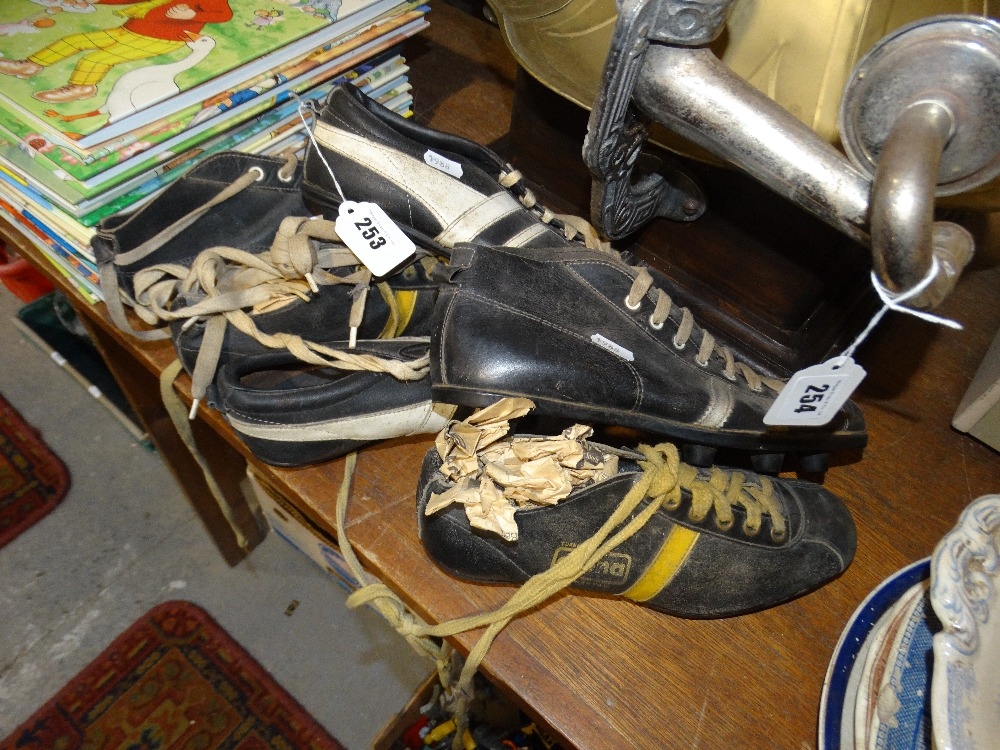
[799,452,830,474]
[750,452,786,474]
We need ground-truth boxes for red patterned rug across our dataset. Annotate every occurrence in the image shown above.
[0,393,69,548]
[1,600,346,750]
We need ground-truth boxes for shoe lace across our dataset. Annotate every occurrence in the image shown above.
[102,160,279,342]
[625,267,784,393]
[497,169,781,393]
[104,155,429,411]
[498,168,611,252]
[643,443,787,542]
[133,214,430,411]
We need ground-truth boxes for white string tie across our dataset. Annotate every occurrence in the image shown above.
[839,257,962,362]
[296,97,347,203]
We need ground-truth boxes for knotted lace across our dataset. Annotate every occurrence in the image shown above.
[624,267,784,394]
[335,441,787,749]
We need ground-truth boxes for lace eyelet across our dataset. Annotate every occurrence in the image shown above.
[723,371,738,382]
[249,166,266,182]
[695,357,709,368]
[771,528,787,543]
[672,336,686,351]
[742,521,760,538]
[648,315,664,330]
[750,384,763,393]
[715,517,734,532]
[277,168,295,183]
[624,296,642,311]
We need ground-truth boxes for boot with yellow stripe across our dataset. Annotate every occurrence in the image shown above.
[416,400,855,618]
[91,151,442,414]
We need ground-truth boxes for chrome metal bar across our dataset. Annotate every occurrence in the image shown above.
[633,43,973,308]
[871,101,973,306]
[634,43,872,245]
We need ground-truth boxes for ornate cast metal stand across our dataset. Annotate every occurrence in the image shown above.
[583,0,1000,309]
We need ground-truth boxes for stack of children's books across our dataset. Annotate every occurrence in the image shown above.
[0,0,430,303]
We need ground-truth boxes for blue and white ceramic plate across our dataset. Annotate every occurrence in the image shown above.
[865,581,934,750]
[819,558,931,750]
[854,580,928,749]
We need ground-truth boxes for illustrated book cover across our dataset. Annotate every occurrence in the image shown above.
[0,3,426,188]
[0,0,402,148]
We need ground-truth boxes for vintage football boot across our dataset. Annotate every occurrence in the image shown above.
[302,86,860,469]
[214,339,451,467]
[92,150,441,407]
[431,243,868,459]
[417,435,857,619]
[93,151,308,334]
[302,82,598,252]
[167,249,439,394]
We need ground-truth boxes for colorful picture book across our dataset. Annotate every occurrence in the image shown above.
[0,50,416,303]
[0,4,427,185]
[0,0,430,305]
[0,0,402,148]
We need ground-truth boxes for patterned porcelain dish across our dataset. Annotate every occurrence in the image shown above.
[864,582,934,750]
[930,494,1000,750]
[819,558,931,750]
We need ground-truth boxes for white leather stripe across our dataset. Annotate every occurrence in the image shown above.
[313,122,522,233]
[434,193,523,247]
[503,222,552,248]
[697,377,735,428]
[227,401,448,442]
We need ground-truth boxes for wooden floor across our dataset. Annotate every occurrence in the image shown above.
[6,3,1000,748]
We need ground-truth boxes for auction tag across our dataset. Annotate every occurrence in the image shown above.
[335,200,415,277]
[763,357,866,426]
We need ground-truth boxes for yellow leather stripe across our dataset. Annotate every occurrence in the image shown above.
[378,290,418,338]
[393,290,417,335]
[622,526,700,602]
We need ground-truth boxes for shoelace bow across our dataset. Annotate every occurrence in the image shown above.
[336,441,786,750]
[625,267,784,394]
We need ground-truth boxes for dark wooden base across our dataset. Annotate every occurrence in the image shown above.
[499,70,879,377]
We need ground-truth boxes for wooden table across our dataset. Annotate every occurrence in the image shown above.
[4,5,1000,747]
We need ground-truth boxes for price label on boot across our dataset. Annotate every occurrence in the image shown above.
[763,357,866,426]
[335,200,415,277]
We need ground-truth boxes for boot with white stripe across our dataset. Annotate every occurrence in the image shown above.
[430,243,868,464]
[303,85,868,471]
[302,83,598,254]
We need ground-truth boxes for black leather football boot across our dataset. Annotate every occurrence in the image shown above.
[304,86,867,469]
[92,150,441,408]
[302,83,594,252]
[418,437,856,619]
[215,338,450,467]
[430,243,868,460]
